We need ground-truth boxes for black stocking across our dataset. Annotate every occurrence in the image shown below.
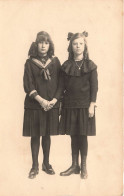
[71,135,80,155]
[78,135,88,157]
[31,136,40,169]
[71,135,80,166]
[78,135,88,178]
[42,135,51,167]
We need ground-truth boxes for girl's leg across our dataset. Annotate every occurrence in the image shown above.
[31,136,40,169]
[78,135,88,179]
[42,135,51,167]
[60,135,80,176]
[71,135,80,167]
[29,136,40,179]
[42,135,55,175]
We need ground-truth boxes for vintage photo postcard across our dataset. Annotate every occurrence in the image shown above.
[0,0,123,196]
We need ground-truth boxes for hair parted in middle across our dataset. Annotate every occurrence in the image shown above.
[67,31,89,60]
[28,31,54,58]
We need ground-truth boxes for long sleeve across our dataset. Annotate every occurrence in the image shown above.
[54,70,65,100]
[90,68,98,102]
[23,60,36,94]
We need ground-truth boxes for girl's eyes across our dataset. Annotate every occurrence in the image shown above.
[39,42,49,44]
[73,43,84,45]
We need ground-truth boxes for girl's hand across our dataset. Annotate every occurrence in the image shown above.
[40,99,49,110]
[34,95,49,111]
[49,98,57,106]
[46,98,57,110]
[44,98,57,111]
[89,102,96,118]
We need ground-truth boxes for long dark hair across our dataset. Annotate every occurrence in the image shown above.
[28,31,54,58]
[68,33,89,60]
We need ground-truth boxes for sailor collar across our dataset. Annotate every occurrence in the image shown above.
[30,56,56,80]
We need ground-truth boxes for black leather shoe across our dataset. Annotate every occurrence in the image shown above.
[60,165,80,176]
[42,163,55,175]
[28,168,39,179]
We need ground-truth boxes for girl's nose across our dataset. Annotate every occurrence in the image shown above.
[42,43,45,48]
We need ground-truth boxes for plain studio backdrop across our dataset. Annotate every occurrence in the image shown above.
[0,0,123,196]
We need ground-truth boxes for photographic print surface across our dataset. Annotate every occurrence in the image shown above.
[0,0,123,196]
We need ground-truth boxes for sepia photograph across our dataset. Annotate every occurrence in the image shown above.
[0,0,123,196]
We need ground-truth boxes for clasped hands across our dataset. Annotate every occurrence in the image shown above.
[40,98,57,111]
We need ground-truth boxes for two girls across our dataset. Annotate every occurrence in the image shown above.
[23,31,98,180]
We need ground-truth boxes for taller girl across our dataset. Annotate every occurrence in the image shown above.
[23,31,61,179]
[59,32,98,179]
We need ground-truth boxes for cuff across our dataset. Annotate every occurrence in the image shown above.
[29,90,38,99]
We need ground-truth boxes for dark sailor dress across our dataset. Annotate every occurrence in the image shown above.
[23,56,62,137]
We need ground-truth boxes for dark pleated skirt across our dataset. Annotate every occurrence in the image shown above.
[23,108,59,137]
[59,108,96,136]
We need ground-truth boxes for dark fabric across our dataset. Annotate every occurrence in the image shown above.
[71,135,80,155]
[70,135,88,165]
[61,59,97,76]
[23,108,59,136]
[71,136,80,166]
[31,58,52,80]
[58,59,98,108]
[59,108,96,136]
[30,92,38,99]
[78,136,88,156]
[23,56,62,110]
[42,136,51,166]
[71,135,88,158]
[31,137,40,169]
[74,60,84,70]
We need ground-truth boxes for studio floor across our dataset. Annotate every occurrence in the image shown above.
[0,134,122,196]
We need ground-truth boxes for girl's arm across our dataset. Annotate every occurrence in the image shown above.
[54,58,65,101]
[89,68,98,117]
[54,63,65,101]
[90,68,98,103]
[23,60,36,94]
[23,60,48,109]
[34,95,48,109]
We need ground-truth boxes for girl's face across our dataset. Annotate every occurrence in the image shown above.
[38,41,50,56]
[72,37,85,56]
